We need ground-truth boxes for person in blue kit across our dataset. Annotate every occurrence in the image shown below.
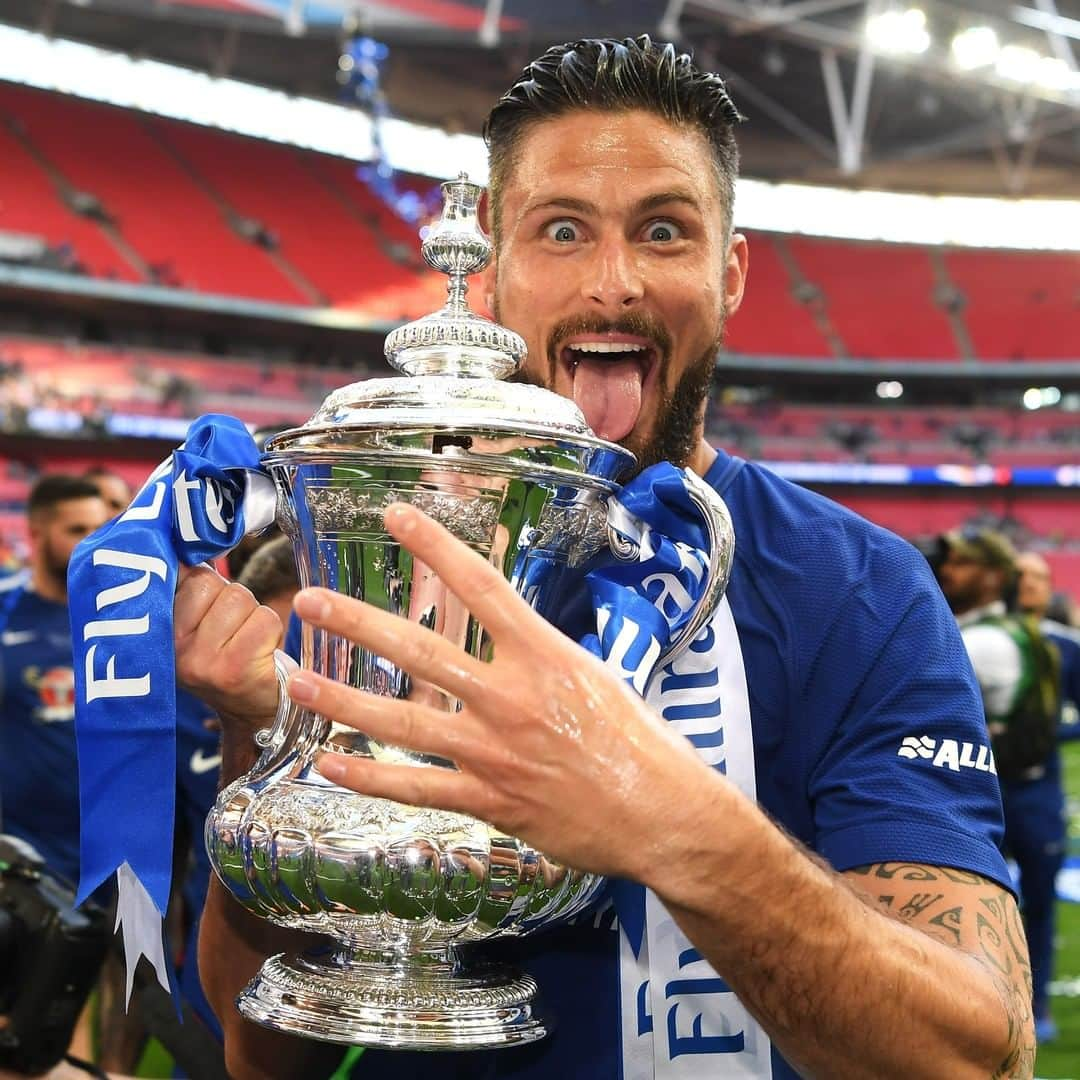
[938,532,1070,1050]
[0,476,109,1068]
[173,37,1035,1080]
[173,687,226,1048]
[1013,550,1080,1044]
[173,536,299,1056]
[0,475,108,882]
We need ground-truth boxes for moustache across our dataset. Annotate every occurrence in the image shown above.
[546,312,673,365]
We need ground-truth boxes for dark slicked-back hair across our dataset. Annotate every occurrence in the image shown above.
[483,35,744,245]
[28,474,102,519]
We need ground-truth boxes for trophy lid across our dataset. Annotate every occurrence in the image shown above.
[267,173,634,474]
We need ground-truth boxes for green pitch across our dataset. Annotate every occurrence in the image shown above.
[1035,739,1080,1080]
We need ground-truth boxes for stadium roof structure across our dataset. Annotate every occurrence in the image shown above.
[3,0,1079,199]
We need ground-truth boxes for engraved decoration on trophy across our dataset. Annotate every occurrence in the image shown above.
[205,173,736,1049]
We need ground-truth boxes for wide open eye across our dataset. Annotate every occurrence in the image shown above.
[643,220,683,243]
[545,220,579,243]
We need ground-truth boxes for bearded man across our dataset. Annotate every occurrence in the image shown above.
[177,37,1033,1080]
[0,474,108,881]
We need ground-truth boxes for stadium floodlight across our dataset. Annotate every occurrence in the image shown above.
[866,8,932,55]
[996,44,1044,82]
[950,26,1000,70]
[1022,386,1062,410]
[876,380,904,399]
[1035,56,1080,92]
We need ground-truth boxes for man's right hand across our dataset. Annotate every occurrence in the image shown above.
[174,563,281,735]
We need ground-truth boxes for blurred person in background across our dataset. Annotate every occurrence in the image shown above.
[0,476,107,881]
[1014,551,1080,1043]
[82,468,132,520]
[237,534,298,641]
[169,534,299,1071]
[939,531,1065,1045]
[0,476,108,1064]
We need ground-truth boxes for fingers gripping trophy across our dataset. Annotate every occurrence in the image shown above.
[205,174,735,1049]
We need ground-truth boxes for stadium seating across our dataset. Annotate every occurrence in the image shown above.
[0,84,308,302]
[786,236,958,360]
[148,118,442,316]
[724,233,832,357]
[944,249,1080,361]
[0,106,138,280]
[0,85,1075,367]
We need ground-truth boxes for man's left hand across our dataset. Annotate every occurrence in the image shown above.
[286,501,721,881]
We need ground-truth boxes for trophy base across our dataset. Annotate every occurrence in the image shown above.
[236,946,549,1050]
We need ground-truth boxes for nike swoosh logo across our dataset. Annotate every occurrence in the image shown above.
[189,748,222,775]
[1,630,36,645]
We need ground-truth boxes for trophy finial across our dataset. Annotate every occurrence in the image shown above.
[384,172,526,380]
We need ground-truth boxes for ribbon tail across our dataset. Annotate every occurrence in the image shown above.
[610,878,647,958]
[115,862,170,1007]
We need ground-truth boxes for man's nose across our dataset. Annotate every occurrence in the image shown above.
[581,238,644,311]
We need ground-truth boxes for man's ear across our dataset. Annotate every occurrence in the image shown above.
[479,259,496,319]
[725,233,749,319]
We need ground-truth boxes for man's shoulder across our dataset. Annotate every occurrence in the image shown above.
[719,456,934,605]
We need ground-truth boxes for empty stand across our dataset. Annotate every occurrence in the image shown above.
[0,85,1075,362]
[153,121,439,316]
[724,232,832,357]
[0,111,137,280]
[787,237,959,360]
[0,84,308,303]
[712,402,1080,466]
[944,249,1080,361]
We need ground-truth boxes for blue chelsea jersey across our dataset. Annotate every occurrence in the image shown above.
[321,448,1010,1080]
[0,586,84,884]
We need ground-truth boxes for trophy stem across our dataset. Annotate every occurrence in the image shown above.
[446,269,469,313]
[236,940,549,1050]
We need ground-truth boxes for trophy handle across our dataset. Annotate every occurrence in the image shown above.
[254,650,301,756]
[654,469,735,670]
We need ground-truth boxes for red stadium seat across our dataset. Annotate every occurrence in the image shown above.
[0,107,138,281]
[724,233,832,357]
[787,237,958,360]
[945,249,1080,361]
[0,84,308,303]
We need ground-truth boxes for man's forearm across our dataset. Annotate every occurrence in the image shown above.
[200,721,341,1080]
[647,778,1027,1079]
[199,878,342,1080]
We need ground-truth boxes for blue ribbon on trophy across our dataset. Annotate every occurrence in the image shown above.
[579,466,713,955]
[68,415,276,1001]
[69,414,711,999]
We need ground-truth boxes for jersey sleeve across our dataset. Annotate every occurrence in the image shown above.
[806,550,1011,890]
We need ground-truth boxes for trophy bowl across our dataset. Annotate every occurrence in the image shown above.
[204,175,734,1050]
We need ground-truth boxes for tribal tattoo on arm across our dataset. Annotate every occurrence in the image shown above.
[844,863,1035,1080]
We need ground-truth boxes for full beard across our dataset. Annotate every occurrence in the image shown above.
[628,342,718,474]
[500,306,723,476]
[43,541,70,593]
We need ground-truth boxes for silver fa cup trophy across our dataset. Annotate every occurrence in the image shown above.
[205,174,735,1050]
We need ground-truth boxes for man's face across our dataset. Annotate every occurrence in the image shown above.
[32,497,109,586]
[91,474,132,518]
[938,551,999,614]
[1016,553,1052,616]
[487,109,747,471]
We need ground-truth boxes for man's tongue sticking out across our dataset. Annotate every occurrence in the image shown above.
[572,358,644,442]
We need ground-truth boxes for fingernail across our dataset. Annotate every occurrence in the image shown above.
[318,753,346,783]
[384,503,416,533]
[294,588,330,619]
[288,672,319,704]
